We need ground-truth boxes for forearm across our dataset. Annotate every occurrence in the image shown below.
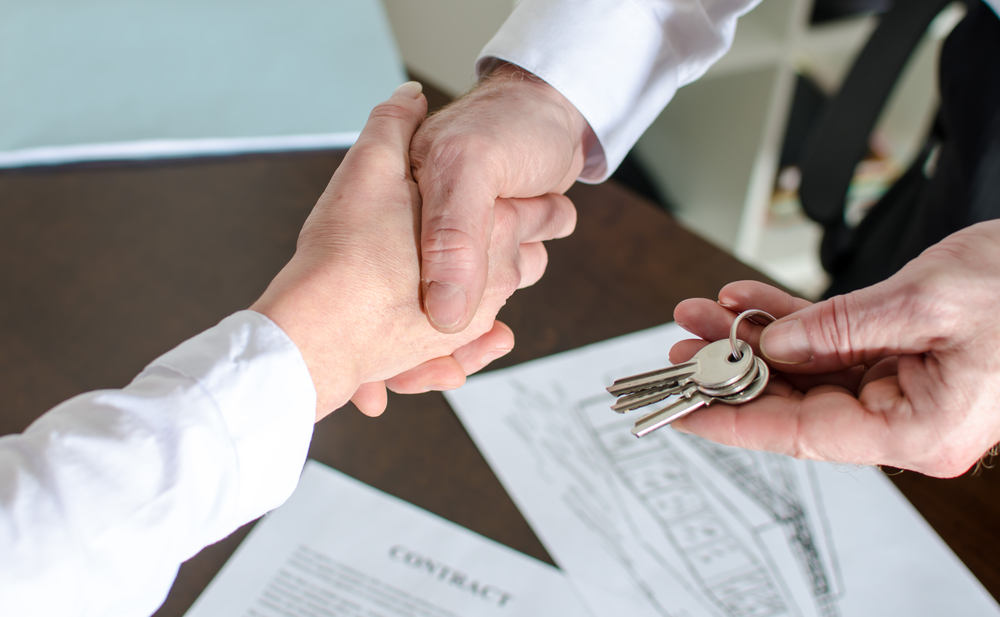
[0,311,315,616]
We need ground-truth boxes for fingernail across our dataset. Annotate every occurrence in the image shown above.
[423,383,457,392]
[425,281,467,330]
[760,319,812,364]
[479,348,512,366]
[393,81,423,99]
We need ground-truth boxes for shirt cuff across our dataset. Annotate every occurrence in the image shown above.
[479,0,668,183]
[147,310,316,527]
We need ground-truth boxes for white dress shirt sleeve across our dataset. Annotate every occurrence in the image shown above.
[0,310,316,617]
[479,0,761,182]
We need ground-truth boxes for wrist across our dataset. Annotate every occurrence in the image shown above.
[478,62,591,157]
[250,261,364,419]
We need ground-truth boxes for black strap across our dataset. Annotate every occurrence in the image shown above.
[798,0,955,226]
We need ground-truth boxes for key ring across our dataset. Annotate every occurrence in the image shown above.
[729,309,776,360]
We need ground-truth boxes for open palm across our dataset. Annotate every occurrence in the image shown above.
[668,227,1000,479]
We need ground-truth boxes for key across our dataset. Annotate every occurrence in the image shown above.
[631,357,769,437]
[698,356,759,397]
[611,349,759,413]
[608,339,752,396]
[609,339,754,412]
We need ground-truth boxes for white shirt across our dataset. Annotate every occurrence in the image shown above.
[481,0,1000,183]
[0,311,316,616]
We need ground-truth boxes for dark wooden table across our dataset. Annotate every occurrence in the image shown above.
[1,95,998,615]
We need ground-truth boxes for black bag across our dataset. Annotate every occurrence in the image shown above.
[798,0,1000,298]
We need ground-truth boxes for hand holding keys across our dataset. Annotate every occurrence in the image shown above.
[608,310,774,437]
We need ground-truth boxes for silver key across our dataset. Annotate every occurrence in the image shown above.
[609,339,754,413]
[698,356,759,397]
[631,357,769,437]
[612,349,759,413]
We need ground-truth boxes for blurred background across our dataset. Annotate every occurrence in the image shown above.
[1,0,964,299]
[385,0,964,300]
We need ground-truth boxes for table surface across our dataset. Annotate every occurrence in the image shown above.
[1,90,999,616]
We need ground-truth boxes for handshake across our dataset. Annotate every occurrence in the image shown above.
[250,80,578,419]
[257,77,1000,479]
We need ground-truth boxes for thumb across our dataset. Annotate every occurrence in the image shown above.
[348,81,428,164]
[758,281,939,372]
[418,142,497,336]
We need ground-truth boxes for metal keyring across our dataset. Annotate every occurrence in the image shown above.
[729,309,776,360]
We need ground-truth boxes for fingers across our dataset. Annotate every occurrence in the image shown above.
[489,194,576,291]
[757,276,940,372]
[419,191,577,334]
[667,337,864,392]
[516,243,548,289]
[668,339,708,364]
[670,388,901,468]
[674,282,811,349]
[386,322,515,394]
[450,321,515,374]
[348,81,428,170]
[385,357,467,394]
[351,382,388,417]
[504,194,577,243]
[717,281,813,317]
[413,65,588,335]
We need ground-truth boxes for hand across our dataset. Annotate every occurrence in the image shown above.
[410,63,594,333]
[670,220,1000,477]
[251,82,576,420]
[348,321,515,417]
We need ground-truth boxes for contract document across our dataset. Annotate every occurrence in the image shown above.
[185,461,592,617]
[446,323,1000,617]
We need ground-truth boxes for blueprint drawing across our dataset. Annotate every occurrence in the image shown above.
[446,323,1000,617]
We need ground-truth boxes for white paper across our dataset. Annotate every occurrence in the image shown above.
[446,323,1000,617]
[185,460,593,617]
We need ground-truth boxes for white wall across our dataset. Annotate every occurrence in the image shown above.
[380,0,516,95]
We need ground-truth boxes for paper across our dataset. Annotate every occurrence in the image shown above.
[0,0,406,167]
[446,323,1000,617]
[185,460,593,617]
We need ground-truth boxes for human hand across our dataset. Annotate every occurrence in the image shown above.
[251,82,576,420]
[670,221,1000,477]
[410,63,594,333]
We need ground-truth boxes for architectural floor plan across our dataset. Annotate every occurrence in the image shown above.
[446,323,1000,617]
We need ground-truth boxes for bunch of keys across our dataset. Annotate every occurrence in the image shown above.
[607,310,775,438]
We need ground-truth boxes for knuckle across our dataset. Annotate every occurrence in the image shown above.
[423,225,481,270]
[499,267,522,297]
[420,134,500,187]
[491,202,518,236]
[368,99,415,123]
[347,142,400,172]
[785,406,813,461]
[896,272,963,337]
[815,295,865,366]
[519,245,548,288]
[556,196,579,236]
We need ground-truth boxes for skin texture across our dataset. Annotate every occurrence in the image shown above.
[670,220,1000,477]
[250,83,576,420]
[410,63,592,334]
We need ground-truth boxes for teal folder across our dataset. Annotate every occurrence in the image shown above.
[0,0,406,167]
